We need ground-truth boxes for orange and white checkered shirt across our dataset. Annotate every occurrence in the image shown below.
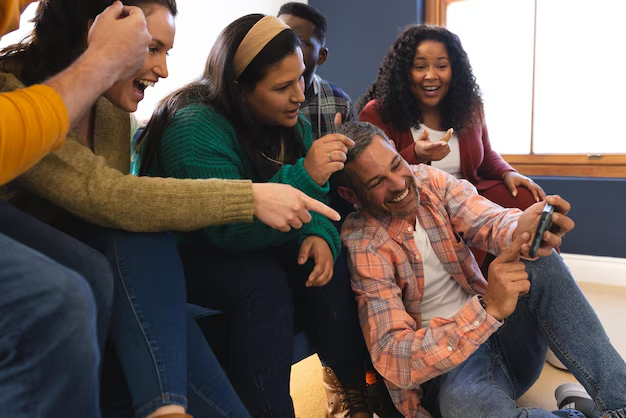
[341,165,521,417]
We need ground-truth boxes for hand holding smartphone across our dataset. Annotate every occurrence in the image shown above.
[528,204,554,258]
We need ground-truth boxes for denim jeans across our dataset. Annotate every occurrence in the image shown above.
[180,242,367,418]
[0,200,113,349]
[429,252,626,418]
[77,226,250,418]
[0,200,114,418]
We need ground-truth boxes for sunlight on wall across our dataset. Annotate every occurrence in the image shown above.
[0,1,307,123]
[135,0,307,123]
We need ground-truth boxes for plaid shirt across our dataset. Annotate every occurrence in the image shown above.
[341,165,521,417]
[299,74,354,140]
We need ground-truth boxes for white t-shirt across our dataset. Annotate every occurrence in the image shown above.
[413,217,472,326]
[410,125,463,179]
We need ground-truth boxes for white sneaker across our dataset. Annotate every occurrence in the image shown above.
[555,383,594,417]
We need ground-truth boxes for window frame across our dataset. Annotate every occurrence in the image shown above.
[424,0,626,178]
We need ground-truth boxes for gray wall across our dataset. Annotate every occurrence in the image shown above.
[533,177,625,259]
[309,0,422,102]
[308,0,625,259]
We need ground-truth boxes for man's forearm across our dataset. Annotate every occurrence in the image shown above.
[44,48,120,129]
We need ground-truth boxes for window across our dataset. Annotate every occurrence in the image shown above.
[426,0,626,177]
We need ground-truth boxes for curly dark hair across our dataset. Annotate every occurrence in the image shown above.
[356,25,483,132]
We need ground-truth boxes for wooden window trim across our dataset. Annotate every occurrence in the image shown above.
[425,0,464,25]
[502,154,626,178]
[424,0,626,178]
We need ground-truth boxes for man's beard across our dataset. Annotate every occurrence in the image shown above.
[357,181,419,219]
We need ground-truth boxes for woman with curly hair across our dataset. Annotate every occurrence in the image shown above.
[357,24,546,269]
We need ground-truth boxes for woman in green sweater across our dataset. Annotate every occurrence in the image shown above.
[137,14,370,418]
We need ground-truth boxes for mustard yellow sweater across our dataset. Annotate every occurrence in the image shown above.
[0,81,68,185]
[0,1,66,186]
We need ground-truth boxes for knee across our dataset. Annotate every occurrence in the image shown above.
[438,375,476,410]
[0,238,97,339]
[7,261,98,348]
[511,186,538,210]
[314,254,357,312]
[43,267,98,327]
[525,251,572,287]
[241,262,292,312]
[69,243,114,310]
[439,382,502,418]
[480,182,536,211]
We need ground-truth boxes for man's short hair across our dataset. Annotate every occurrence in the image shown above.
[277,2,327,45]
[332,122,393,190]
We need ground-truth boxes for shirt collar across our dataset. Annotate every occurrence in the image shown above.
[313,73,320,95]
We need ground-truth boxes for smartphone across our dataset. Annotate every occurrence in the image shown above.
[529,204,554,258]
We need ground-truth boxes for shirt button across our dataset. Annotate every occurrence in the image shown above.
[415,255,420,260]
[408,227,412,232]
[396,235,401,240]
[447,346,453,352]
[474,321,480,327]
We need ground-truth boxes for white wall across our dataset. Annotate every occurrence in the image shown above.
[136,0,307,122]
[0,0,307,122]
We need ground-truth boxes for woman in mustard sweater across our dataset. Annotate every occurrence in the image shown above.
[137,14,370,418]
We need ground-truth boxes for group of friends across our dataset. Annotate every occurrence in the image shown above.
[1,1,625,417]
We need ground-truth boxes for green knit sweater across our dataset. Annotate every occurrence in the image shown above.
[151,103,341,259]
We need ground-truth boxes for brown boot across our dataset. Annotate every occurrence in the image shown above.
[322,366,371,418]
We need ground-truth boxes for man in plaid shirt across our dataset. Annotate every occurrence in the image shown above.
[278,3,354,140]
[335,122,626,418]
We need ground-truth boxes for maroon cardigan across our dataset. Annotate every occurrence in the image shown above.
[358,99,515,192]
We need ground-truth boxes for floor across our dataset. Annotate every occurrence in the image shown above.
[290,282,626,417]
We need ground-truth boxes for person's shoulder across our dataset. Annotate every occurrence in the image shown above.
[172,102,216,120]
[170,103,234,133]
[162,103,239,154]
[413,163,451,184]
[412,164,466,201]
[341,211,392,252]
[359,98,381,117]
[318,75,351,103]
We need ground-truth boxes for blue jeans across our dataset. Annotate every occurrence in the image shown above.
[180,243,367,418]
[0,200,114,417]
[430,252,626,418]
[77,227,249,418]
[0,200,113,349]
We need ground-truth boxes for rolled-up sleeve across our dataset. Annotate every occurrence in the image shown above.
[348,245,502,389]
[0,85,69,185]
